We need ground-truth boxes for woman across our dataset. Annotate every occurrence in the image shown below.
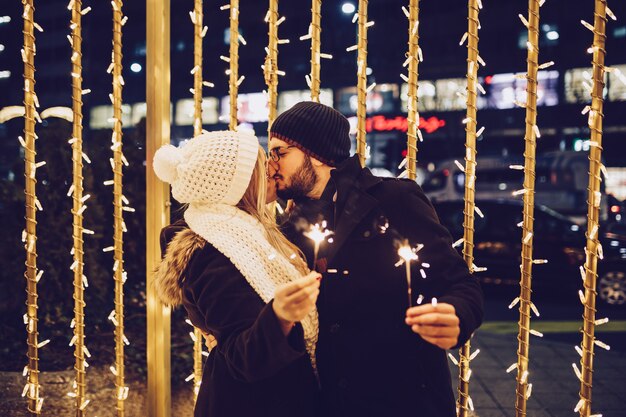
[152,130,320,417]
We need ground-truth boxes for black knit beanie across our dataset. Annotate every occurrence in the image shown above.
[270,101,351,166]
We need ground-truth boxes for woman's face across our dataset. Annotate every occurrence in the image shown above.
[266,160,278,204]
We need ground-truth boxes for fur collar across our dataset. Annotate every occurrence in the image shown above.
[154,228,206,307]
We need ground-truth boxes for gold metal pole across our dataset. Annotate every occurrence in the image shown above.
[22,0,42,414]
[578,1,608,416]
[69,1,88,414]
[265,0,279,133]
[515,1,541,416]
[355,0,368,167]
[111,0,128,414]
[457,0,481,415]
[309,0,322,102]
[404,0,420,181]
[192,0,204,400]
[228,0,240,130]
[147,0,172,415]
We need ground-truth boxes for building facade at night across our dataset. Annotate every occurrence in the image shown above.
[2,0,626,194]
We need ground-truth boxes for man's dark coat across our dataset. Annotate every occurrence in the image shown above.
[282,155,484,417]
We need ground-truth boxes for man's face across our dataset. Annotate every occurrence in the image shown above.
[268,137,318,200]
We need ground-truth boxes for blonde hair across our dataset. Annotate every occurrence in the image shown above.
[237,147,309,276]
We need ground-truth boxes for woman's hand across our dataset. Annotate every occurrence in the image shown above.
[273,272,321,334]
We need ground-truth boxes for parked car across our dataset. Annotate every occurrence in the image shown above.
[432,199,626,306]
[424,151,608,222]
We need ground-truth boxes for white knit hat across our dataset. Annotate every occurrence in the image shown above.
[153,130,259,206]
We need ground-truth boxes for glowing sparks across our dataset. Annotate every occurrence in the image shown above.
[303,222,333,270]
[397,244,419,264]
[397,241,425,306]
[304,222,333,247]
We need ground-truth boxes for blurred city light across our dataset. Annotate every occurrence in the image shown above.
[341,3,356,14]
[130,63,142,73]
[546,30,559,40]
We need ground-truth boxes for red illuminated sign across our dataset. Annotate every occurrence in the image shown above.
[365,115,446,134]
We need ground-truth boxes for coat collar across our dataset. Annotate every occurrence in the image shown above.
[331,155,383,195]
[325,155,382,263]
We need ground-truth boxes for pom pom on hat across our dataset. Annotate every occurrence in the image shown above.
[153,144,183,184]
[152,131,259,206]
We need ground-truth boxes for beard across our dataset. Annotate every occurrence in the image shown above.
[276,155,318,200]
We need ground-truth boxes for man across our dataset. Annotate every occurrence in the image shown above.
[268,101,484,417]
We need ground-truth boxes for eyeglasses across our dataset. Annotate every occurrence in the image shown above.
[269,145,296,162]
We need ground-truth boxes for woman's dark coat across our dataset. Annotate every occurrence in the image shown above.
[157,224,319,417]
[282,155,484,417]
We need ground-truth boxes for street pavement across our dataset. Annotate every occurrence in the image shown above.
[454,328,626,417]
[2,296,624,416]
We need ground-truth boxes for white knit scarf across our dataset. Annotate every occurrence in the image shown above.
[185,203,318,370]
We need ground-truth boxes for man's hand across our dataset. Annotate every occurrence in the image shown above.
[405,302,460,350]
[273,272,321,335]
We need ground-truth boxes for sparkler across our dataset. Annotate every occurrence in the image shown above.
[396,239,424,307]
[303,221,333,271]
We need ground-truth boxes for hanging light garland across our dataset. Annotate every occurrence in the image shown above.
[355,0,370,167]
[265,0,279,132]
[576,1,613,416]
[402,0,421,181]
[309,0,322,102]
[455,0,483,415]
[191,0,205,399]
[513,0,543,415]
[22,0,44,413]
[104,0,133,413]
[220,0,241,130]
[67,0,92,414]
